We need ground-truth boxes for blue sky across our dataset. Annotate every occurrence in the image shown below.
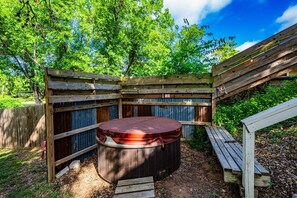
[164,0,297,51]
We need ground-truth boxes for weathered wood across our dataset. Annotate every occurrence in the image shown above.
[122,93,212,99]
[49,93,120,103]
[48,81,121,91]
[121,74,212,86]
[54,123,101,140]
[214,38,297,87]
[113,190,155,198]
[121,88,213,95]
[179,121,211,126]
[55,144,97,167]
[117,176,154,186]
[53,101,118,113]
[115,183,154,194]
[118,98,123,119]
[45,68,55,182]
[122,101,211,106]
[47,68,120,81]
[215,65,297,101]
[213,23,297,75]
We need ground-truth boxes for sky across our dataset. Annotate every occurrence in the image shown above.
[163,0,297,51]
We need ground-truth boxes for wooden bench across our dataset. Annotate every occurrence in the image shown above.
[113,176,155,198]
[205,126,270,187]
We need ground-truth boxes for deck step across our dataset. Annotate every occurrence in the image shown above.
[114,176,155,198]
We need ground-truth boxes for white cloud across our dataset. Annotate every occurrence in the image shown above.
[236,41,259,52]
[163,0,232,25]
[276,4,297,31]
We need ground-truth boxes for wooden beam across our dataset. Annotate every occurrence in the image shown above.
[55,144,97,167]
[214,38,297,87]
[47,68,120,81]
[122,93,212,99]
[54,123,101,140]
[179,121,211,126]
[44,68,55,182]
[215,64,297,101]
[121,88,213,95]
[118,98,123,119]
[48,81,121,91]
[122,101,211,106]
[213,23,297,75]
[53,101,118,113]
[49,93,120,104]
[121,74,212,85]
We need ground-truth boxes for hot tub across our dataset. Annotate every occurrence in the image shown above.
[96,116,181,183]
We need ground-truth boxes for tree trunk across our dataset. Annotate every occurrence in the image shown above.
[32,82,42,105]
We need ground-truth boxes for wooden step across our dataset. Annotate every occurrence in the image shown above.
[114,176,155,198]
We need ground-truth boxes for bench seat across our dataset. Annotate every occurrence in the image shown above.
[205,126,270,187]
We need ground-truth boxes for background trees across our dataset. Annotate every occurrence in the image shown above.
[0,0,237,104]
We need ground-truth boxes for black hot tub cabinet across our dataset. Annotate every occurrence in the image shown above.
[96,116,181,183]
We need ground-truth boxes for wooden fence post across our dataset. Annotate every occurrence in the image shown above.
[242,125,255,198]
[44,68,55,182]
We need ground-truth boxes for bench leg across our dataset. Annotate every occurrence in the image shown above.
[239,185,258,198]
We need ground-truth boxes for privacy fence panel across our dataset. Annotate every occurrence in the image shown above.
[0,105,45,148]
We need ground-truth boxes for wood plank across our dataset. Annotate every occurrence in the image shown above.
[121,74,212,86]
[47,68,120,81]
[48,81,121,91]
[215,64,297,101]
[205,126,233,171]
[210,127,241,173]
[113,190,155,198]
[53,102,118,113]
[122,93,212,99]
[212,23,297,74]
[220,128,269,175]
[55,144,97,166]
[179,121,211,126]
[118,98,123,119]
[121,88,213,95]
[115,183,154,194]
[54,123,101,140]
[117,176,154,186]
[49,93,120,103]
[214,38,297,86]
[122,101,211,106]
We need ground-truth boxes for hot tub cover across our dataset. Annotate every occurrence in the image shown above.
[97,116,182,146]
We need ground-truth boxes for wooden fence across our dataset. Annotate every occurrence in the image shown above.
[0,105,45,148]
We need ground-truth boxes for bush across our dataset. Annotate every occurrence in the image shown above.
[0,97,23,109]
[214,79,297,136]
[189,127,210,151]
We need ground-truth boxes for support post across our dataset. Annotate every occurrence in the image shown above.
[211,94,216,126]
[44,68,55,182]
[243,124,255,198]
[118,98,123,119]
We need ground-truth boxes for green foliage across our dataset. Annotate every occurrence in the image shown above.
[0,97,24,109]
[189,127,210,152]
[214,80,297,135]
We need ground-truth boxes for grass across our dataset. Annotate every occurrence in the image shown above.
[0,148,71,198]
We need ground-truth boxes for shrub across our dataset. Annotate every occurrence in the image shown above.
[214,79,297,136]
[189,127,210,151]
[0,97,23,109]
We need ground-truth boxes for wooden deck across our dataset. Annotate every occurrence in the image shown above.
[114,176,155,198]
[205,126,270,187]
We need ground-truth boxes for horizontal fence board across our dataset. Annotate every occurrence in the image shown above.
[212,23,297,74]
[218,54,297,97]
[47,68,120,81]
[121,88,213,95]
[121,74,212,85]
[215,65,297,101]
[49,93,120,104]
[54,123,101,140]
[122,93,212,99]
[55,144,97,167]
[179,121,211,126]
[53,101,118,113]
[48,81,121,91]
[214,38,297,87]
[122,101,211,106]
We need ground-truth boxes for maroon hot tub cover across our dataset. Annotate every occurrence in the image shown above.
[97,116,182,146]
